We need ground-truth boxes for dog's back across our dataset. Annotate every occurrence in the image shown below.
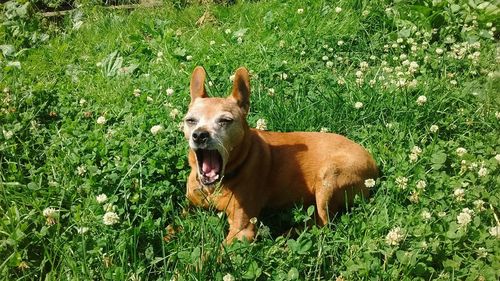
[252,130,378,213]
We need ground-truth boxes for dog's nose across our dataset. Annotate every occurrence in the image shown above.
[192,130,210,144]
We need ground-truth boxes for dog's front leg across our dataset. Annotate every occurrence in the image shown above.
[224,203,260,243]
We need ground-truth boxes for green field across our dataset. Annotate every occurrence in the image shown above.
[1,0,499,280]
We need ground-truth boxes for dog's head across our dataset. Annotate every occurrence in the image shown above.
[183,66,250,185]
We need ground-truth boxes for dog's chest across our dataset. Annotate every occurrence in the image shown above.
[187,178,234,210]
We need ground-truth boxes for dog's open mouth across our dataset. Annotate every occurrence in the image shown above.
[195,149,223,185]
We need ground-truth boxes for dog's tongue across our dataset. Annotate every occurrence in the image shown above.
[202,150,221,178]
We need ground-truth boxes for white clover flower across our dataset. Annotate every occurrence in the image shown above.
[473,199,485,211]
[209,40,216,45]
[322,55,329,61]
[457,208,473,227]
[2,129,13,140]
[320,127,329,133]
[43,207,58,225]
[396,78,407,88]
[495,111,500,119]
[355,70,363,78]
[337,40,344,46]
[237,37,243,44]
[408,61,419,72]
[422,210,431,220]
[150,125,163,135]
[43,207,57,218]
[133,89,141,97]
[456,147,467,157]
[267,88,275,96]
[362,10,369,17]
[454,188,465,201]
[359,61,369,71]
[224,28,231,34]
[477,247,488,258]
[297,8,304,14]
[436,48,444,55]
[166,88,174,96]
[77,165,87,176]
[79,98,87,106]
[147,96,153,102]
[335,7,342,13]
[354,102,363,109]
[495,154,500,163]
[280,73,288,80]
[76,226,89,234]
[469,162,478,170]
[337,77,345,85]
[186,55,193,61]
[416,95,427,106]
[478,167,488,177]
[411,146,422,155]
[430,125,439,133]
[415,180,427,190]
[223,273,236,281]
[256,119,267,130]
[229,74,235,81]
[396,176,408,189]
[169,108,180,119]
[96,116,106,125]
[364,178,376,188]
[326,61,334,68]
[96,194,108,204]
[409,191,419,203]
[103,211,120,225]
[489,225,500,238]
[385,227,404,246]
[409,153,418,163]
[462,207,474,216]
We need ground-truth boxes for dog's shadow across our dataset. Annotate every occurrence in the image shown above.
[257,205,327,240]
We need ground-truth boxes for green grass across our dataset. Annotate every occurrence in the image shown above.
[1,0,499,280]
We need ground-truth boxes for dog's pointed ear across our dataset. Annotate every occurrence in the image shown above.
[190,66,208,104]
[230,67,250,114]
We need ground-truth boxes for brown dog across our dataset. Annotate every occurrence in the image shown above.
[183,66,378,243]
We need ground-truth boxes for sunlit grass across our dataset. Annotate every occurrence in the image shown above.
[1,0,499,280]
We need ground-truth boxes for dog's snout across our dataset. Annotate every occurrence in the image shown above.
[192,130,210,144]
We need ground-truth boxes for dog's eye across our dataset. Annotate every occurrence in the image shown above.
[218,118,233,126]
[185,118,198,125]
